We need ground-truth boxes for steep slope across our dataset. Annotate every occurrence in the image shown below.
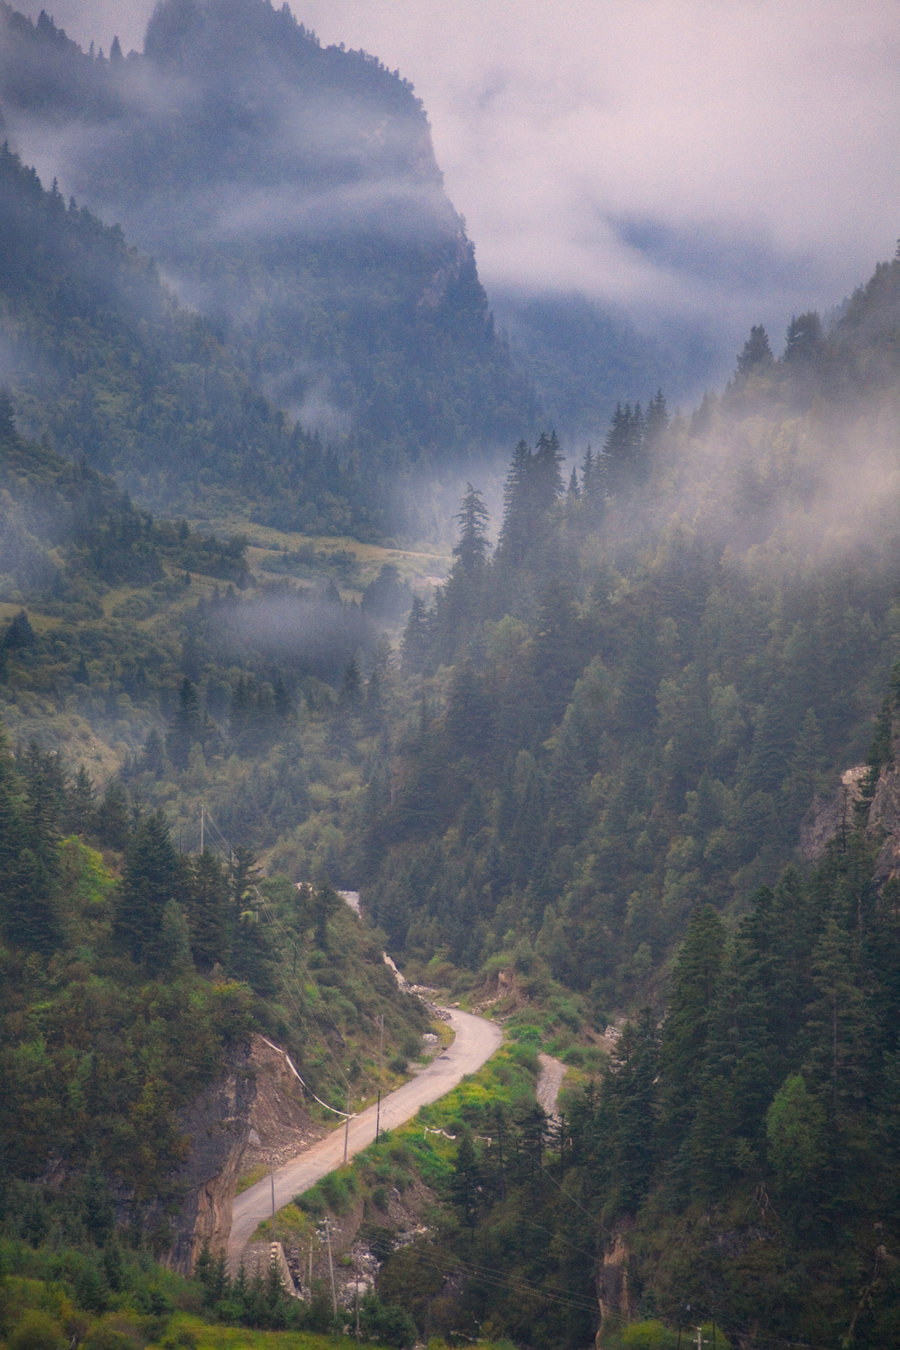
[493,287,719,441]
[0,140,394,532]
[313,252,900,1350]
[361,249,900,1009]
[0,0,533,483]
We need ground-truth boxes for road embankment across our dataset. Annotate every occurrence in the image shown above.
[227,1007,502,1270]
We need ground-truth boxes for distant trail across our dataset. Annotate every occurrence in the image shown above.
[227,1007,502,1272]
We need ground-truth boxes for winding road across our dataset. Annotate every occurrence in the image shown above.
[227,1007,502,1271]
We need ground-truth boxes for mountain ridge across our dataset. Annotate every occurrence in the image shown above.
[0,0,535,499]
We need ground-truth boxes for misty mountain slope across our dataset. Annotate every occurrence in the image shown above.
[492,288,720,442]
[0,0,534,474]
[0,141,408,532]
[361,248,900,1007]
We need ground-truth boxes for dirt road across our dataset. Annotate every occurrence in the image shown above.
[227,1007,502,1270]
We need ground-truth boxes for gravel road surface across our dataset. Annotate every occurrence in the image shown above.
[227,1007,502,1270]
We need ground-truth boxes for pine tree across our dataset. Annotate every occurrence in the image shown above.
[114,809,182,964]
[603,402,645,496]
[659,902,727,1163]
[168,676,202,768]
[612,1010,661,1207]
[93,782,131,850]
[735,325,774,378]
[401,595,431,673]
[452,483,491,573]
[184,849,231,968]
[496,439,534,568]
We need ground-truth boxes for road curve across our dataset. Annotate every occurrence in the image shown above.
[227,1007,502,1270]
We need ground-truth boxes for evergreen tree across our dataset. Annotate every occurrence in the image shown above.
[401,596,431,673]
[183,849,231,968]
[735,324,774,378]
[659,903,727,1166]
[114,809,182,964]
[600,1007,661,1213]
[496,439,534,568]
[168,676,202,769]
[783,311,825,366]
[452,483,491,573]
[603,402,645,495]
[93,782,131,850]
[0,732,60,953]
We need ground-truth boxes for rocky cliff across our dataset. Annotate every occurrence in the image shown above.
[160,1033,323,1274]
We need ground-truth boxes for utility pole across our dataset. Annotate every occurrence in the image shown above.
[375,1014,384,1142]
[344,1087,351,1164]
[270,1155,276,1240]
[325,1218,337,1315]
[200,804,205,854]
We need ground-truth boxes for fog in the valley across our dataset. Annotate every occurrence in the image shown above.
[3,0,899,565]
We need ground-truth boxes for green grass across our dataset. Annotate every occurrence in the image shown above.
[279,1041,534,1222]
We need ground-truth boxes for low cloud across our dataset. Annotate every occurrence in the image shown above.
[12,0,900,358]
[293,0,900,344]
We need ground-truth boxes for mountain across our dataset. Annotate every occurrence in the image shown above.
[0,140,381,533]
[2,2,900,1342]
[0,0,534,503]
[492,287,722,442]
[362,249,900,1004]
[2,216,900,1342]
[333,248,900,1348]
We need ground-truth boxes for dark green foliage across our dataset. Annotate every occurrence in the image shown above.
[399,820,899,1349]
[113,810,181,965]
[0,735,60,953]
[734,323,774,378]
[361,563,412,622]
[182,850,230,969]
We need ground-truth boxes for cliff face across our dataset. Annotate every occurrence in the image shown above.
[798,766,866,862]
[867,738,900,881]
[161,1033,322,1274]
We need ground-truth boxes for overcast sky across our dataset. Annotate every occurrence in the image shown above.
[13,0,900,344]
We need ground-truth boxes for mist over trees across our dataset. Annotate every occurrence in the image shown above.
[0,0,535,535]
[1,0,900,1343]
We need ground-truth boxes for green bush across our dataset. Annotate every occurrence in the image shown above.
[8,1309,66,1350]
[619,1319,679,1349]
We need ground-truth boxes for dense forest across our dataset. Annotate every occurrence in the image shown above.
[363,259,900,1007]
[1,0,900,1345]
[2,248,899,1346]
[0,139,419,536]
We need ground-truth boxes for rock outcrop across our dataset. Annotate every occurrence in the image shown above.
[867,742,900,880]
[798,766,866,861]
[161,1033,322,1274]
[595,1224,634,1345]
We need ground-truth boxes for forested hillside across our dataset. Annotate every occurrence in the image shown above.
[1,0,899,1341]
[3,221,900,1343]
[317,253,900,1347]
[0,422,436,1346]
[0,139,413,535]
[0,0,534,527]
[361,254,900,1008]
